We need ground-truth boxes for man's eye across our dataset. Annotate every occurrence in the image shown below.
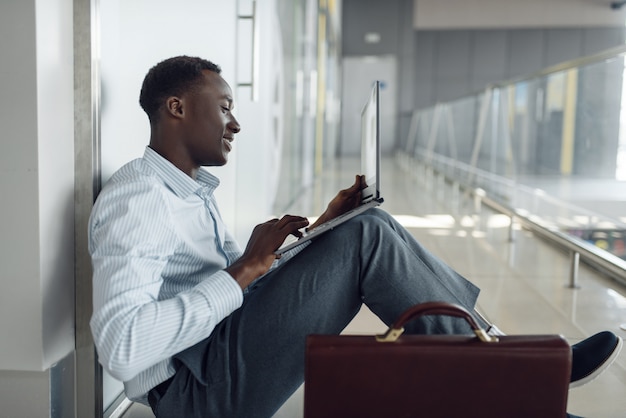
[221,106,230,113]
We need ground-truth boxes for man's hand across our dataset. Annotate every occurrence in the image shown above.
[309,175,366,230]
[226,215,309,289]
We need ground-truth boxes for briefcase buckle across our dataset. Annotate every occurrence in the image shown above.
[375,327,405,342]
[475,328,499,343]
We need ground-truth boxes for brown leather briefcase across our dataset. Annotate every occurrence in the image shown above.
[304,302,571,418]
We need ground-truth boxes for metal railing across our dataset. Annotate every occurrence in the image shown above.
[397,152,626,288]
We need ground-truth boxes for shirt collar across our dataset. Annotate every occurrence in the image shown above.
[143,146,220,198]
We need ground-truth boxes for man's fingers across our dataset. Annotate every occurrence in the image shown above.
[357,174,369,191]
[277,215,309,239]
[276,214,309,230]
[348,175,361,191]
[346,174,366,194]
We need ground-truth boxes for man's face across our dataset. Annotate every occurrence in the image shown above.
[180,70,240,167]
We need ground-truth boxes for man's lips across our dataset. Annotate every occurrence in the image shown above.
[223,137,233,152]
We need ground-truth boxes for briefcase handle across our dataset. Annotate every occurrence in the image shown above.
[376,301,499,343]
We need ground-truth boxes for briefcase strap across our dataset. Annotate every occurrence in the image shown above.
[376,301,499,343]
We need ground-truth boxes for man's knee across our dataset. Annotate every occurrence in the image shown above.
[363,208,394,223]
[356,209,395,231]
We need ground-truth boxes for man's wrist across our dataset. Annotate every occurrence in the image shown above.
[225,258,266,289]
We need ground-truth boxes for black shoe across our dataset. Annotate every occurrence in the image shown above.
[570,331,622,388]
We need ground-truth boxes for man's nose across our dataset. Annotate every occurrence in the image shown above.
[229,115,241,133]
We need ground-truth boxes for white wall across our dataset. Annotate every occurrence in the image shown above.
[36,0,76,371]
[0,0,75,371]
[414,0,626,29]
[0,0,41,370]
[0,0,75,416]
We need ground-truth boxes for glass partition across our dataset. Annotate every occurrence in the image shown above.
[399,47,626,262]
[272,0,343,214]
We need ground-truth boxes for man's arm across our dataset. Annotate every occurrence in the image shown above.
[89,181,242,382]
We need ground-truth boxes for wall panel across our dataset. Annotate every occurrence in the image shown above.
[414,0,626,29]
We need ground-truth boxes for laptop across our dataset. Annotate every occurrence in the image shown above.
[275,80,384,255]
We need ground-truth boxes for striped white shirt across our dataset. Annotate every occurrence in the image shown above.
[89,147,303,404]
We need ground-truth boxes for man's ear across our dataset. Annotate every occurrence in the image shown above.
[165,96,185,119]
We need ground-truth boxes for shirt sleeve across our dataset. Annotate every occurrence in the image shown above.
[89,180,243,382]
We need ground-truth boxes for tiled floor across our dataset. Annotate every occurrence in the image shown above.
[122,156,626,418]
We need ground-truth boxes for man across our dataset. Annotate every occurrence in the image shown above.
[89,56,622,417]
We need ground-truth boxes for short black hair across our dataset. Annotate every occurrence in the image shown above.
[139,56,221,123]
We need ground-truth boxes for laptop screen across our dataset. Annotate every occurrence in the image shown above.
[360,80,380,202]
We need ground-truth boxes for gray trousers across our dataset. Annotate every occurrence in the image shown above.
[153,209,482,418]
